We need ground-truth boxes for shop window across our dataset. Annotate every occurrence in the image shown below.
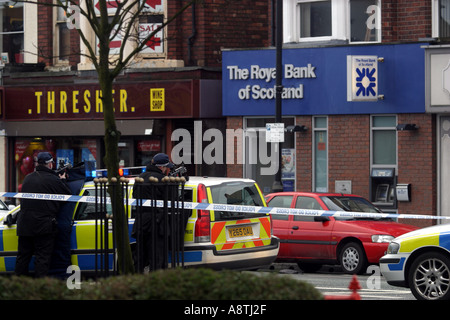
[313,116,328,192]
[0,1,24,64]
[135,139,161,166]
[371,115,397,166]
[244,118,295,194]
[14,138,98,191]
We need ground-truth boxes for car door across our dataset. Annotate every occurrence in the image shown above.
[288,196,335,260]
[71,188,115,271]
[266,195,294,258]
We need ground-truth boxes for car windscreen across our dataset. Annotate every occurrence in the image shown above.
[0,200,8,211]
[320,196,392,221]
[208,182,266,220]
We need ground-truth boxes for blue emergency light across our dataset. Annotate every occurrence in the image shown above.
[94,166,146,178]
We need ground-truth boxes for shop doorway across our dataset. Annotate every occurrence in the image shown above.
[244,117,295,194]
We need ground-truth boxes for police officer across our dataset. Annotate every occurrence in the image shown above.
[15,152,72,277]
[132,153,173,271]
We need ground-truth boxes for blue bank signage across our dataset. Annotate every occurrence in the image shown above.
[347,55,378,102]
[222,43,425,116]
[227,63,316,101]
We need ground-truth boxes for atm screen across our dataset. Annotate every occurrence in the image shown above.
[375,184,389,202]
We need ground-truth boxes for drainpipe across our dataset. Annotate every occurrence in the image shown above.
[188,2,197,66]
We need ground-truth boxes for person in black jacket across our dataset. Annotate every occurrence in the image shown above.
[132,153,173,271]
[15,152,72,277]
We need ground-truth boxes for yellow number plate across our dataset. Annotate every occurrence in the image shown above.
[228,225,254,238]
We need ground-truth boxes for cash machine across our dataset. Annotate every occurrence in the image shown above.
[370,168,397,212]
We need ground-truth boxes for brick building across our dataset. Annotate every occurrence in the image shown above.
[0,0,448,226]
[223,0,449,226]
[0,0,271,193]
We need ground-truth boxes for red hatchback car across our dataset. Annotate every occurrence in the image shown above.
[265,192,418,274]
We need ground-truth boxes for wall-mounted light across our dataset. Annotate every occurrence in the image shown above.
[285,125,307,133]
[396,124,419,131]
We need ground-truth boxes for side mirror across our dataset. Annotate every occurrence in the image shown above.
[4,214,14,227]
[314,216,330,222]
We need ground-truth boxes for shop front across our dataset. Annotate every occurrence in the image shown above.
[425,44,450,221]
[0,72,222,192]
[223,42,436,219]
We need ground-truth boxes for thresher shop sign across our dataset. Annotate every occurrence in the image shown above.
[4,81,194,120]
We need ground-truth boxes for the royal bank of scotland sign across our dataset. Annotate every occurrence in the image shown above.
[347,55,378,102]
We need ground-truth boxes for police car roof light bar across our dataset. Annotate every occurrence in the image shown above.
[95,166,146,178]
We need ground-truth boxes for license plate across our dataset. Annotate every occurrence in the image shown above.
[228,225,254,238]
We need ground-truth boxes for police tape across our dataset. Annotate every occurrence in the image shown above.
[1,191,450,221]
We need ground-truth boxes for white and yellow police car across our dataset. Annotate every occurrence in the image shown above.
[0,174,279,274]
[380,223,450,300]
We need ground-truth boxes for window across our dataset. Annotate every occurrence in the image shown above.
[56,2,70,62]
[268,195,294,208]
[313,117,328,192]
[433,0,450,38]
[293,197,319,221]
[139,11,164,55]
[299,0,332,38]
[371,115,397,166]
[208,182,267,221]
[74,189,112,220]
[283,0,381,43]
[267,195,292,220]
[349,0,380,42]
[0,1,23,64]
[295,196,322,210]
[78,0,167,70]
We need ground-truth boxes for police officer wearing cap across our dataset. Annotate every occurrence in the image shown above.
[15,152,72,277]
[132,153,173,271]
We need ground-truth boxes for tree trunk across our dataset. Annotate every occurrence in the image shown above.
[98,28,134,275]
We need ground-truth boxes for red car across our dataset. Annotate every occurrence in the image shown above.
[265,192,418,274]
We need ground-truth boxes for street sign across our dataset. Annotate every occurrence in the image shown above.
[266,123,284,143]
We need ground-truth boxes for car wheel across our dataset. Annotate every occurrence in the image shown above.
[408,252,450,300]
[339,242,367,274]
[297,262,322,273]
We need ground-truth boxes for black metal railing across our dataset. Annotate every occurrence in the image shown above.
[93,176,187,276]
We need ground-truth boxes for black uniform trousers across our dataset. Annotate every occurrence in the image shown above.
[15,233,56,277]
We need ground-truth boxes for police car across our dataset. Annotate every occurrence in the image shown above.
[0,172,279,274]
[380,223,450,300]
[0,199,13,221]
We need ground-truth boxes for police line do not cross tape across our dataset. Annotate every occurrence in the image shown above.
[1,191,450,221]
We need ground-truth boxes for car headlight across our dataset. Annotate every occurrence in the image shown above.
[386,242,400,254]
[371,235,394,243]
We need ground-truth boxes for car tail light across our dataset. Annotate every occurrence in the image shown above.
[195,183,211,243]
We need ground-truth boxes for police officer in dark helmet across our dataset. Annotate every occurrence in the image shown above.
[132,153,173,271]
[15,152,72,277]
